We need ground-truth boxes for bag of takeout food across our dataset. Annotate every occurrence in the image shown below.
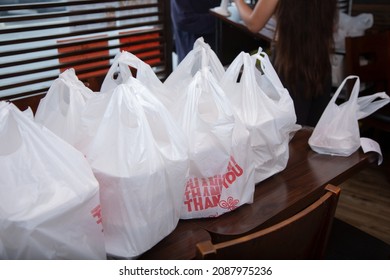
[221,49,300,183]
[0,102,105,260]
[177,66,255,219]
[83,70,189,258]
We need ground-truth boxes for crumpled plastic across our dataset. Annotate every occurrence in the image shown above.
[334,11,374,51]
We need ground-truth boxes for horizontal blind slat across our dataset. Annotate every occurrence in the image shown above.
[1,27,164,57]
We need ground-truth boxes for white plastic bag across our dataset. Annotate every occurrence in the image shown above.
[334,11,374,51]
[83,76,189,258]
[221,50,300,183]
[309,75,390,156]
[100,51,174,113]
[34,69,95,148]
[79,51,174,153]
[164,38,225,104]
[168,37,225,82]
[101,52,164,92]
[179,67,255,219]
[0,102,105,260]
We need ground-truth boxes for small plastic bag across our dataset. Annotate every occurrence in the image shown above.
[0,102,105,260]
[309,75,390,156]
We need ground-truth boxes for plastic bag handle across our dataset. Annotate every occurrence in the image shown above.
[185,68,234,125]
[118,51,154,77]
[194,38,225,79]
[194,37,211,69]
[330,75,360,105]
[252,48,285,90]
[222,51,256,85]
[221,51,244,82]
[100,52,127,92]
[356,92,390,120]
[127,77,189,155]
[101,50,160,93]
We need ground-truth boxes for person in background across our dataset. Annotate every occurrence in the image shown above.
[171,0,221,63]
[234,0,338,127]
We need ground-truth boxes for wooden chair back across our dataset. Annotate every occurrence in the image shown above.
[196,184,341,260]
[345,31,390,133]
[345,31,390,94]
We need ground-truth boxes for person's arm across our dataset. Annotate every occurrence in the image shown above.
[234,0,278,33]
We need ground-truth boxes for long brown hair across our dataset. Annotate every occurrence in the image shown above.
[273,0,337,98]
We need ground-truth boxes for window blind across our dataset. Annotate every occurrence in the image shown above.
[0,0,172,105]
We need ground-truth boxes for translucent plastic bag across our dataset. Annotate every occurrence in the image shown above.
[309,75,390,156]
[80,51,175,154]
[100,51,174,114]
[334,11,374,51]
[83,75,189,258]
[178,68,255,219]
[34,69,95,148]
[0,102,105,260]
[221,50,300,183]
[166,37,225,86]
[164,38,225,116]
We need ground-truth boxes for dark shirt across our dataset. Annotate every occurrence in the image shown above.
[271,49,332,127]
[171,0,220,62]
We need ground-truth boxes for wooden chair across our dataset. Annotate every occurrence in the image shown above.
[345,31,390,95]
[345,31,390,134]
[196,184,341,260]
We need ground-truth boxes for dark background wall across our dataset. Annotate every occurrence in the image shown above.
[354,0,388,3]
[352,0,390,31]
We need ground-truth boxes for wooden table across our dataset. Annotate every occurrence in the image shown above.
[139,127,377,259]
